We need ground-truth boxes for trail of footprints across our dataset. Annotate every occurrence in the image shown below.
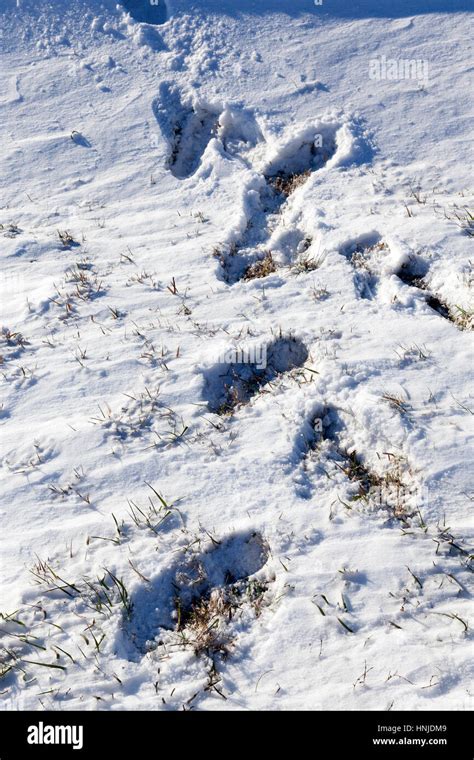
[153,85,338,281]
[154,85,468,325]
[103,93,473,657]
[2,88,471,702]
[148,89,471,653]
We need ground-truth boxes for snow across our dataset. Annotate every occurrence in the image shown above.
[0,0,473,711]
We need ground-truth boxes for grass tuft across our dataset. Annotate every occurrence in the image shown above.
[243,251,277,280]
[267,170,312,197]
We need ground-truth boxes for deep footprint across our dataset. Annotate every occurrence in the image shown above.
[203,336,309,414]
[126,530,269,653]
[340,234,387,300]
[299,406,416,522]
[396,257,465,326]
[219,128,338,283]
[153,84,218,179]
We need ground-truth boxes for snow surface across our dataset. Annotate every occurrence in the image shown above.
[0,0,473,710]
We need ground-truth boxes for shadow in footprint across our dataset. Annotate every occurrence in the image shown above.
[396,256,460,324]
[264,128,337,179]
[221,127,338,283]
[340,233,387,301]
[152,83,219,179]
[126,530,269,653]
[121,0,168,24]
[396,255,429,288]
[219,105,264,158]
[203,336,309,414]
[297,405,416,522]
[293,405,374,498]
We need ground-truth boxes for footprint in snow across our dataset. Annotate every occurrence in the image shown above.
[217,121,340,283]
[152,83,220,179]
[203,335,309,415]
[153,85,265,179]
[394,254,465,326]
[125,530,270,655]
[339,233,388,301]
